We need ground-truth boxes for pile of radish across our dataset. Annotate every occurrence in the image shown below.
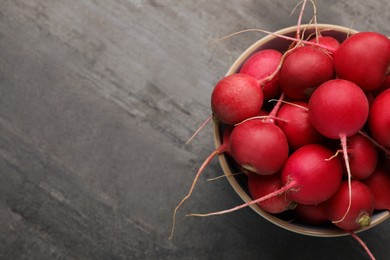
[171,2,390,259]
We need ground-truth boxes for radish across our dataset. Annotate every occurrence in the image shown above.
[280,144,343,205]
[364,168,390,210]
[324,180,375,231]
[309,35,340,54]
[334,31,390,92]
[294,203,328,225]
[211,73,264,125]
[279,45,335,100]
[276,101,325,150]
[229,118,288,175]
[239,49,283,100]
[372,75,390,97]
[341,134,378,180]
[248,172,295,214]
[308,79,369,220]
[188,144,343,217]
[308,79,369,140]
[368,88,390,147]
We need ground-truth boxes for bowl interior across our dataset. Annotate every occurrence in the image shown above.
[213,24,390,237]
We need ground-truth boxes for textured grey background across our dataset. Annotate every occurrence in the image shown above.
[0,1,389,259]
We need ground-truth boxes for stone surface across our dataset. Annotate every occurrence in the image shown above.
[0,1,389,259]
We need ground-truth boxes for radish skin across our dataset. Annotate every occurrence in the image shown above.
[211,73,264,125]
[364,168,390,210]
[324,180,375,231]
[334,32,390,92]
[239,49,283,100]
[368,88,390,148]
[229,119,289,175]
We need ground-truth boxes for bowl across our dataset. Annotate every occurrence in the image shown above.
[213,24,390,237]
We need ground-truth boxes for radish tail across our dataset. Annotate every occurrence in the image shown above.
[358,130,390,157]
[267,93,285,123]
[169,148,222,239]
[348,231,376,260]
[333,134,352,224]
[186,114,213,145]
[213,28,337,53]
[186,181,296,217]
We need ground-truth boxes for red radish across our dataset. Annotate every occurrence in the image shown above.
[334,31,390,92]
[294,203,328,225]
[279,46,335,100]
[239,49,283,100]
[229,119,288,175]
[187,144,342,217]
[276,101,325,150]
[211,73,263,125]
[309,79,369,219]
[281,144,343,205]
[169,127,233,239]
[308,79,369,140]
[364,168,390,210]
[309,35,340,53]
[368,88,390,147]
[324,180,374,231]
[248,172,295,214]
[372,75,390,97]
[342,134,378,180]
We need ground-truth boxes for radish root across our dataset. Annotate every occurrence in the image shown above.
[348,231,376,260]
[358,130,390,157]
[169,148,222,239]
[186,114,213,144]
[186,181,296,217]
[333,135,352,224]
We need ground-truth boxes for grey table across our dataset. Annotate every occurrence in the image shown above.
[0,1,389,259]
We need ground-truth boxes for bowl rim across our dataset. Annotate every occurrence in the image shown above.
[213,23,390,237]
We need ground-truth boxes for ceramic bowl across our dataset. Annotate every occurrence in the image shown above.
[213,24,390,237]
